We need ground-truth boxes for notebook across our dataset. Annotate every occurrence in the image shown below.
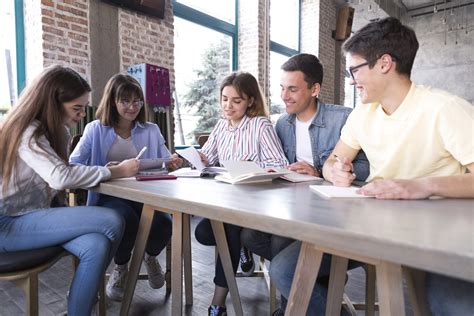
[309,185,373,199]
[214,161,290,184]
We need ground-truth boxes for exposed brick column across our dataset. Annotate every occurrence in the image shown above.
[238,0,269,101]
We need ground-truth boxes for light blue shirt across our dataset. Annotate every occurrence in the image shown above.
[69,119,171,205]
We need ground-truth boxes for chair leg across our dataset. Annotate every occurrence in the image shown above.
[98,274,107,316]
[15,274,39,316]
[403,267,431,316]
[165,241,172,294]
[270,279,277,314]
[326,255,349,316]
[365,264,376,316]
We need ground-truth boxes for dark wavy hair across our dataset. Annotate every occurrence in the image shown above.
[343,17,419,76]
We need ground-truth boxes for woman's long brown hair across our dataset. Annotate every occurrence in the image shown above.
[0,65,91,191]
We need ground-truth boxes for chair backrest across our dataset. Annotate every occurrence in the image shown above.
[198,134,209,148]
[69,134,82,154]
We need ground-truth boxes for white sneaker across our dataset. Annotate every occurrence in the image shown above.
[144,253,165,289]
[106,263,128,301]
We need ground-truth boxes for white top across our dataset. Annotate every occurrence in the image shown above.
[0,122,111,216]
[341,84,474,181]
[106,135,138,162]
[295,113,315,166]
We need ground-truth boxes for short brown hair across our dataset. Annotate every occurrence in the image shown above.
[96,74,147,126]
[219,72,268,117]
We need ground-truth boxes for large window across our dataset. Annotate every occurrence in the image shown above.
[173,1,236,146]
[0,1,18,118]
[269,0,300,122]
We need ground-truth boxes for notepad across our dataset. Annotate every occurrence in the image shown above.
[309,185,373,199]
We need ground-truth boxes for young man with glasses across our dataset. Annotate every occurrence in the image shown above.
[241,53,369,315]
[271,17,473,315]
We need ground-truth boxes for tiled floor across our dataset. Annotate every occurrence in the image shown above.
[0,216,413,315]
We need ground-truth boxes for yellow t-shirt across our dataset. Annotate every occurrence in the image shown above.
[341,84,474,181]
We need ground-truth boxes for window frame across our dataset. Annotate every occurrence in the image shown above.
[15,0,26,94]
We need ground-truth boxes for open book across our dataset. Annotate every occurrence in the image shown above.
[309,185,373,199]
[215,160,291,184]
[171,147,226,177]
[280,172,323,183]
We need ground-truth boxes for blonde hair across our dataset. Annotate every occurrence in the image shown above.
[0,65,91,191]
[96,74,147,126]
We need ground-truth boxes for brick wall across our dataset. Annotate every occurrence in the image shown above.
[117,5,174,74]
[238,0,269,100]
[36,0,90,77]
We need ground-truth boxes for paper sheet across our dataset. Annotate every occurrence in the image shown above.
[309,185,372,199]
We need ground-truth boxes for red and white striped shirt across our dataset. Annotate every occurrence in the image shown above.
[201,115,288,168]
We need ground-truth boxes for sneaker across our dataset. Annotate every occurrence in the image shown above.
[106,263,128,301]
[144,253,165,289]
[272,308,284,316]
[239,247,255,276]
[208,305,227,316]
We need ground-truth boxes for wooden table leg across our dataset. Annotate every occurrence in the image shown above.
[172,211,183,316]
[183,213,193,305]
[326,255,349,316]
[285,242,324,316]
[210,220,243,316]
[120,204,154,316]
[376,262,405,316]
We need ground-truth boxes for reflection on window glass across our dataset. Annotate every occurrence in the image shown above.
[269,52,289,123]
[270,0,299,50]
[174,17,232,146]
[0,1,17,118]
[176,0,235,24]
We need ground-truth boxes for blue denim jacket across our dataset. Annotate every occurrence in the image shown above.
[275,101,369,181]
[69,120,171,205]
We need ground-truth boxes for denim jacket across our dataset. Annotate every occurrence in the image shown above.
[275,101,369,181]
[69,120,171,205]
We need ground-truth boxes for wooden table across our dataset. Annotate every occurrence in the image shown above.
[92,177,474,315]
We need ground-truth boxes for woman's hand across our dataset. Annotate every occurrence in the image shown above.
[108,158,139,179]
[166,153,183,171]
[199,151,209,167]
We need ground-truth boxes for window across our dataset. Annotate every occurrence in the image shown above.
[173,1,236,146]
[269,0,300,122]
[0,0,21,118]
[176,0,235,24]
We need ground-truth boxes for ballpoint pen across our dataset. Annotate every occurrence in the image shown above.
[334,154,356,177]
[136,146,147,159]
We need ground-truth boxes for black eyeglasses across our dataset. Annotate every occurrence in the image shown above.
[344,61,370,81]
[344,54,398,81]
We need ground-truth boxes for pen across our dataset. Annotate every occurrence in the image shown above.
[136,146,147,159]
[334,155,356,177]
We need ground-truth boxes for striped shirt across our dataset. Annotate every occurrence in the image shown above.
[201,115,288,168]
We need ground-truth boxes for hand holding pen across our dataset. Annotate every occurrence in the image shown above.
[331,155,356,187]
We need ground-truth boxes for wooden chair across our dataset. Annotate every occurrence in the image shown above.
[198,134,209,148]
[0,247,68,316]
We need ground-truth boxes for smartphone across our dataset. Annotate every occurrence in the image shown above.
[135,174,177,181]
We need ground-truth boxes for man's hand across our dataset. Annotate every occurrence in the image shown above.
[287,161,320,176]
[166,153,183,171]
[358,178,431,199]
[108,158,140,179]
[331,157,356,187]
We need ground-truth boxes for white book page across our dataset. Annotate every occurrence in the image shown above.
[169,167,202,177]
[281,172,323,183]
[221,160,264,178]
[176,146,206,171]
[309,185,373,199]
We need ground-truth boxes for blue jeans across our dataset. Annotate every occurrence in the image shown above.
[0,206,124,316]
[270,241,360,315]
[97,195,172,265]
[194,218,242,288]
[426,272,474,315]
